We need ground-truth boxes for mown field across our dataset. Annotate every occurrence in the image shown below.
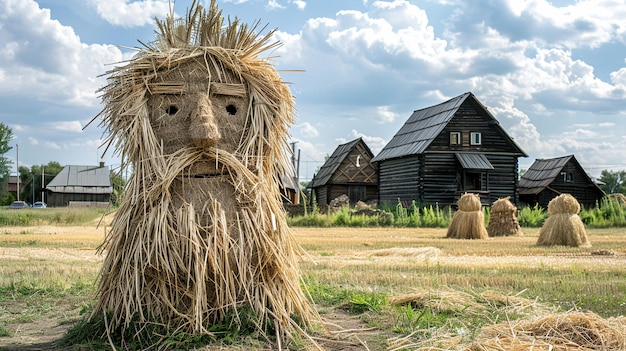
[0,208,625,350]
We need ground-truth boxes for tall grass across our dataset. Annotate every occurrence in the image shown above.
[288,196,626,228]
[580,196,626,228]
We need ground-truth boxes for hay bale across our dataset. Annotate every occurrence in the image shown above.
[88,1,322,349]
[471,311,626,350]
[537,193,591,247]
[446,193,488,239]
[487,197,522,237]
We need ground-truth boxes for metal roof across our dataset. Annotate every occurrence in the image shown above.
[372,92,527,162]
[517,155,603,195]
[455,152,494,170]
[309,138,373,188]
[46,165,113,194]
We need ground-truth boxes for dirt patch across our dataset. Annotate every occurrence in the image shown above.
[0,299,81,351]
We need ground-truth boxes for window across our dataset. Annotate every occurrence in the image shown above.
[450,132,461,146]
[470,132,481,145]
[561,172,573,182]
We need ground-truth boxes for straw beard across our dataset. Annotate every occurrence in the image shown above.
[94,144,312,339]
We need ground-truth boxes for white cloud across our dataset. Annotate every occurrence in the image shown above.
[610,68,626,86]
[0,0,123,107]
[292,1,306,10]
[50,121,84,133]
[376,106,398,123]
[294,122,319,138]
[93,0,170,27]
[266,0,285,10]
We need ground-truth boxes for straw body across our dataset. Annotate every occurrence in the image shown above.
[90,1,322,348]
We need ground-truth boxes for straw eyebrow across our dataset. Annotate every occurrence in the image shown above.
[147,82,246,97]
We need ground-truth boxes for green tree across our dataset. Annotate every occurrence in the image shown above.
[110,168,127,206]
[0,123,15,205]
[19,162,63,203]
[598,169,626,195]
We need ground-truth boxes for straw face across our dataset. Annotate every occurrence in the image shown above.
[90,1,321,348]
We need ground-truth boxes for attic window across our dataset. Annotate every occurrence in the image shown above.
[450,132,461,146]
[561,172,573,182]
[470,132,481,145]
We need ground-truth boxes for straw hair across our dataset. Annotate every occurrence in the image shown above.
[487,197,522,237]
[446,193,488,239]
[89,1,322,349]
[537,194,591,247]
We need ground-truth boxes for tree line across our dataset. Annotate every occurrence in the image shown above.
[1,122,625,206]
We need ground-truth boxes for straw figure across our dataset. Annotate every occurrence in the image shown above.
[537,193,591,247]
[487,197,523,237]
[88,1,322,348]
[446,193,489,239]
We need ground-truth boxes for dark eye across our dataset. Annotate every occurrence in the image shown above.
[165,105,178,115]
[226,104,237,115]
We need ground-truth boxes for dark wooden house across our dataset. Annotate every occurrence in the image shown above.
[371,92,527,207]
[519,155,605,208]
[45,164,112,207]
[309,137,378,206]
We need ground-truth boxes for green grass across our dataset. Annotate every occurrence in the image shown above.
[0,207,106,226]
[289,197,626,228]
[1,221,625,350]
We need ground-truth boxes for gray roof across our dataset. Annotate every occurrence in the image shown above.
[46,165,113,194]
[518,155,600,195]
[456,152,494,170]
[372,92,526,162]
[310,138,372,188]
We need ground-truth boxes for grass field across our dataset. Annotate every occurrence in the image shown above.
[0,209,625,350]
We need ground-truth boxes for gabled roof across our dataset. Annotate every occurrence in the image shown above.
[371,92,526,162]
[519,155,602,195]
[46,165,113,194]
[309,137,373,188]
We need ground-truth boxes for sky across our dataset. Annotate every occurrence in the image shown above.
[1,0,625,182]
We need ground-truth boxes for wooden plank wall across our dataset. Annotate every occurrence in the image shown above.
[378,156,421,206]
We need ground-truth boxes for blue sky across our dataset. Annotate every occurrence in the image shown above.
[1,0,625,182]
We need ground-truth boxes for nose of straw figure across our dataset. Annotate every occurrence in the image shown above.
[190,94,221,148]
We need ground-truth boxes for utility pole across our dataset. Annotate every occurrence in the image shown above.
[41,164,45,203]
[290,141,300,204]
[16,143,19,201]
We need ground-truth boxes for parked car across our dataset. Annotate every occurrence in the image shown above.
[32,201,47,208]
[9,201,28,209]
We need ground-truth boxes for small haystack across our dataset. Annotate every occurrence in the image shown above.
[446,193,488,239]
[487,197,522,237]
[536,193,591,247]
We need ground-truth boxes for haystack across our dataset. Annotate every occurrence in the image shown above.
[537,193,591,247]
[87,1,322,349]
[487,197,522,237]
[446,193,488,239]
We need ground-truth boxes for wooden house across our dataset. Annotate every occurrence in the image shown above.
[45,164,112,207]
[371,92,527,207]
[280,172,299,205]
[519,155,605,208]
[309,137,378,206]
